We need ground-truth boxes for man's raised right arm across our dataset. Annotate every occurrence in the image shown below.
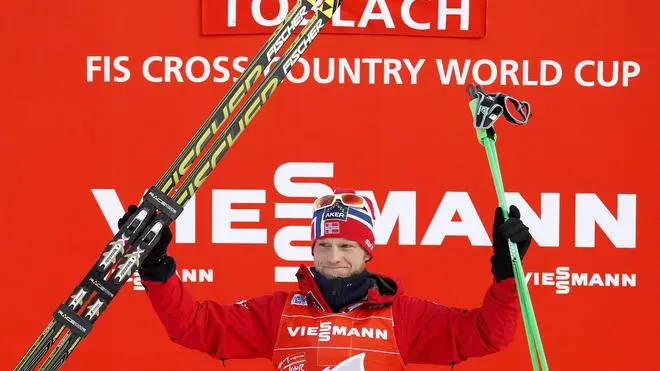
[117,205,286,360]
[142,270,287,361]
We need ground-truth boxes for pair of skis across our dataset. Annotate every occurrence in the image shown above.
[14,1,343,370]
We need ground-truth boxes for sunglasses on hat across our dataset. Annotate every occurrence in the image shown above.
[313,193,367,211]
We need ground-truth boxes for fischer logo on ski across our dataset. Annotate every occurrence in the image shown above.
[267,5,308,60]
[283,19,324,73]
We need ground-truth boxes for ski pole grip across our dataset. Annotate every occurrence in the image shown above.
[144,187,184,221]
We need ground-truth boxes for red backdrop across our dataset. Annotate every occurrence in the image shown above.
[1,1,658,370]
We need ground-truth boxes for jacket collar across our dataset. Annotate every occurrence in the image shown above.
[295,265,402,313]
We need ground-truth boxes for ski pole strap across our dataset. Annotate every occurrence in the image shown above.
[466,84,531,128]
[489,92,531,125]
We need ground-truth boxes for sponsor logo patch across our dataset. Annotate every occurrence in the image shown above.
[323,202,348,221]
[291,294,307,306]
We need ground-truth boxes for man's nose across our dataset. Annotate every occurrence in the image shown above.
[328,246,342,262]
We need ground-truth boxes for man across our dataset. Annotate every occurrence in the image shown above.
[122,188,531,370]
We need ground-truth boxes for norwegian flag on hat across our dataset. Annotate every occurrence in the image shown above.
[324,221,340,235]
[311,188,376,260]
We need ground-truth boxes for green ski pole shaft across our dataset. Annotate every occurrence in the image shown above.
[468,98,549,370]
[484,137,548,371]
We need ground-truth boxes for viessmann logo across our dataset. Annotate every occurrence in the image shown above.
[93,162,639,287]
[525,266,637,295]
[287,321,388,342]
[202,0,487,37]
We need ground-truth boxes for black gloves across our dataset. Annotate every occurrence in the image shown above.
[118,205,176,282]
[491,205,532,282]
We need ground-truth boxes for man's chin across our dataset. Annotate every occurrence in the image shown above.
[319,268,351,279]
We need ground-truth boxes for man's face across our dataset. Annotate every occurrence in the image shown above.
[313,238,369,279]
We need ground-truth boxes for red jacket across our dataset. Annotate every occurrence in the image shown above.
[142,265,520,367]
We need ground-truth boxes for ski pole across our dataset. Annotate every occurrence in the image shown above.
[466,84,549,371]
